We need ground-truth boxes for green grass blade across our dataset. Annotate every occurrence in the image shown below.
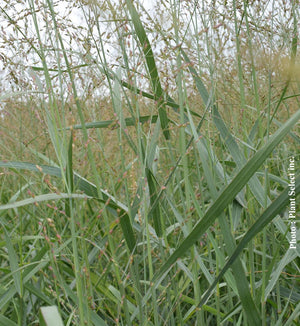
[30,64,202,119]
[0,315,18,326]
[186,100,261,323]
[65,130,74,217]
[0,223,21,296]
[69,115,158,130]
[66,131,74,193]
[199,174,300,307]
[146,167,163,237]
[180,49,210,104]
[182,48,272,208]
[119,211,136,252]
[0,161,136,251]
[153,108,300,281]
[126,0,169,139]
[264,246,299,301]
[39,306,64,326]
[185,103,258,320]
[211,106,268,206]
[282,301,300,326]
[272,116,300,144]
[24,283,55,307]
[57,280,108,326]
[0,161,123,209]
[0,193,91,210]
[0,246,49,310]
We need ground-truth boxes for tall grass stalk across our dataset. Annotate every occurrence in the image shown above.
[0,0,299,325]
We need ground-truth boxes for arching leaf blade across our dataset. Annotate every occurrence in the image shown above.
[153,108,300,281]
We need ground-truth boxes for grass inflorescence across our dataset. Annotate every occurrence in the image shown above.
[0,0,299,325]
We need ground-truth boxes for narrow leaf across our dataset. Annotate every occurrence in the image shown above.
[39,306,64,326]
[0,193,91,210]
[0,161,136,251]
[199,175,300,307]
[0,315,18,326]
[69,115,158,130]
[153,108,300,282]
[182,48,272,208]
[126,0,170,139]
[0,223,21,296]
[146,167,163,237]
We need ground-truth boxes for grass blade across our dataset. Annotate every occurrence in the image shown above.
[0,246,49,310]
[69,115,158,130]
[153,108,300,281]
[199,174,300,307]
[182,48,272,208]
[65,130,74,218]
[264,245,299,301]
[0,161,136,251]
[0,223,21,296]
[146,167,163,237]
[126,0,170,139]
[0,193,91,210]
[0,316,18,326]
[0,161,124,210]
[39,306,64,326]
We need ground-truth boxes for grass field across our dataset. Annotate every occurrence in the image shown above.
[0,0,299,325]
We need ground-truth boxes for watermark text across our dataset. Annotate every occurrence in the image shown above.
[288,156,297,249]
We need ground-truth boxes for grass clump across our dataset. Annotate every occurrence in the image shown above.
[0,0,299,325]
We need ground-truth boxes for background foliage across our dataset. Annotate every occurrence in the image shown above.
[0,0,299,325]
